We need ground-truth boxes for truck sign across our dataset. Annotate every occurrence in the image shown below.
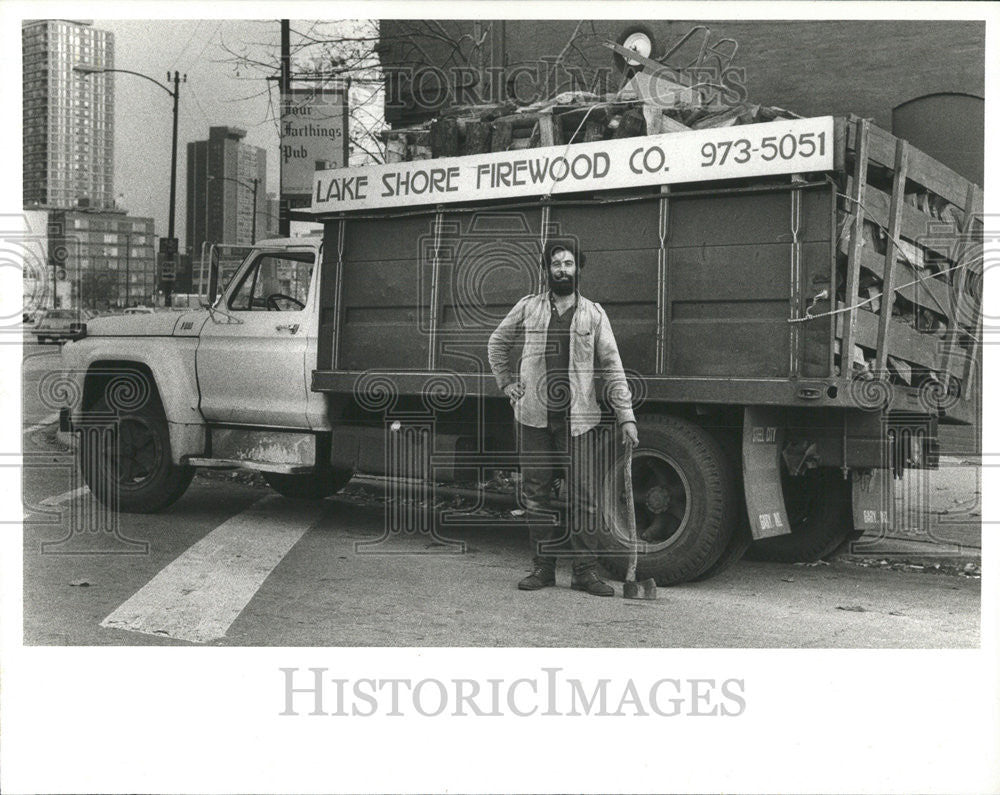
[311,116,834,213]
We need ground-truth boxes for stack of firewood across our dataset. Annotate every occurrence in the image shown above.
[381,93,804,163]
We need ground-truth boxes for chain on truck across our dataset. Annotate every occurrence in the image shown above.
[59,114,983,586]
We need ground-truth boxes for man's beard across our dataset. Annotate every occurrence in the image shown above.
[548,272,576,296]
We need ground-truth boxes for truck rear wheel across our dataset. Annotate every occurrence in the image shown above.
[595,415,737,586]
[263,467,353,500]
[692,430,751,581]
[79,394,194,514]
[745,467,852,562]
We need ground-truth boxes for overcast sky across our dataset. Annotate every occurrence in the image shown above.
[94,19,337,241]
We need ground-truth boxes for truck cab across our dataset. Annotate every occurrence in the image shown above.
[59,236,345,512]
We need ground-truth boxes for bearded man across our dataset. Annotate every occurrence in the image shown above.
[487,240,638,596]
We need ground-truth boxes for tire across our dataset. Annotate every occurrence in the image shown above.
[692,428,752,581]
[263,467,353,500]
[79,393,194,513]
[745,467,852,563]
[611,24,658,74]
[593,414,737,586]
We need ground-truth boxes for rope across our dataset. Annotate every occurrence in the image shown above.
[832,187,957,318]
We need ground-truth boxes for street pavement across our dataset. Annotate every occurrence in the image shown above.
[19,336,982,648]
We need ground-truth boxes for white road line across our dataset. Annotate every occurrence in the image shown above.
[100,495,324,643]
[23,413,60,435]
[38,486,90,507]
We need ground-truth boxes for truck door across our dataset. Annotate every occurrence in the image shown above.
[196,246,318,428]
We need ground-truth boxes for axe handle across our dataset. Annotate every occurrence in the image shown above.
[624,445,638,582]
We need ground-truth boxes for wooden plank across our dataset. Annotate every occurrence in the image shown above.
[537,109,562,147]
[837,308,939,371]
[841,118,870,377]
[875,139,909,372]
[846,179,962,262]
[846,118,980,211]
[833,116,848,174]
[842,243,953,321]
[942,182,982,395]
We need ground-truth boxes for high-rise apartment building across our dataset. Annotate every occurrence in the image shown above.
[46,210,158,309]
[22,19,115,209]
[185,126,269,261]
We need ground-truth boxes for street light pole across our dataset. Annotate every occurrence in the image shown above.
[73,65,185,308]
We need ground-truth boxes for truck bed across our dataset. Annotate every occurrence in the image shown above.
[310,117,981,424]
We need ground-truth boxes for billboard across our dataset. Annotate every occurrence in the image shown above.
[281,84,350,208]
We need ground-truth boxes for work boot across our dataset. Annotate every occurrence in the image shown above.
[518,565,556,591]
[570,570,614,597]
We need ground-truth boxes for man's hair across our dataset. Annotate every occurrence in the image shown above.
[543,239,585,270]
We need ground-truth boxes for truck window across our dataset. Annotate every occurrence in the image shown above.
[227,251,315,312]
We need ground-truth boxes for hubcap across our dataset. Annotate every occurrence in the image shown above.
[609,450,692,552]
[106,417,162,487]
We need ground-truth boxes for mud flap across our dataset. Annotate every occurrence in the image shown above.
[742,406,792,540]
[851,468,894,533]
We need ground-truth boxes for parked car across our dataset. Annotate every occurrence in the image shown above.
[122,306,155,315]
[33,309,87,344]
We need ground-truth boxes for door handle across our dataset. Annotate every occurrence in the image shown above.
[275,323,299,334]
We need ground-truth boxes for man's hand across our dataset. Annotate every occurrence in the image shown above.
[504,382,525,403]
[621,421,639,448]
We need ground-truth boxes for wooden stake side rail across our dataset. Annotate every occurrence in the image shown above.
[843,179,967,264]
[846,114,983,214]
[836,238,953,320]
[836,305,939,372]
[841,118,869,378]
[874,139,910,372]
[843,116,982,404]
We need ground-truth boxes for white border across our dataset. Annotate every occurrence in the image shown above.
[2,3,998,794]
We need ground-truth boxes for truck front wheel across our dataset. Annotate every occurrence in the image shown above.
[263,467,353,500]
[595,414,738,586]
[79,394,194,513]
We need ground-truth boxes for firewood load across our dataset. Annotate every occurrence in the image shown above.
[381,93,805,163]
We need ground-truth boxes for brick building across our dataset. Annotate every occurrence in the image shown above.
[377,19,984,183]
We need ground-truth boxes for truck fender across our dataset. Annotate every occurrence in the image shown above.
[62,338,206,463]
[742,406,793,540]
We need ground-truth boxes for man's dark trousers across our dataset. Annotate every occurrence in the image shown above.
[518,414,606,575]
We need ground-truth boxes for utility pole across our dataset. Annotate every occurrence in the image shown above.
[164,70,183,307]
[251,177,259,244]
[279,20,291,237]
